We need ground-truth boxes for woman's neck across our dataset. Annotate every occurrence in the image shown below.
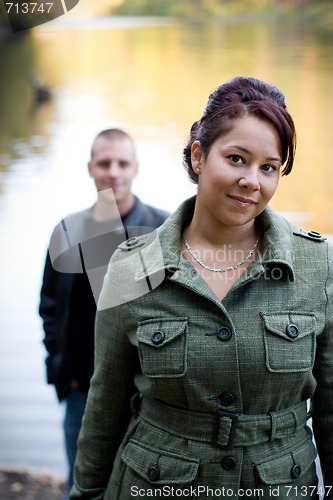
[186,211,259,249]
[182,213,262,285]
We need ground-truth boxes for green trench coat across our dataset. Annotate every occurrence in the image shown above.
[70,197,333,500]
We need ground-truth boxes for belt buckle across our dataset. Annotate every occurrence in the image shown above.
[213,410,240,449]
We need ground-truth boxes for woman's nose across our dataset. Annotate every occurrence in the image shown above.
[238,168,260,190]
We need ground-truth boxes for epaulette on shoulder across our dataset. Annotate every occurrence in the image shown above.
[293,227,327,242]
[97,231,164,310]
[117,234,150,251]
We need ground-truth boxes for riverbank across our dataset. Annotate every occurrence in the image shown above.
[0,469,66,500]
[110,0,333,28]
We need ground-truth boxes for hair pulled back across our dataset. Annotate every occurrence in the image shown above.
[183,76,296,183]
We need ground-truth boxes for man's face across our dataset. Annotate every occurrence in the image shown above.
[88,137,138,204]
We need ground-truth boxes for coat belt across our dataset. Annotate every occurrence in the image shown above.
[138,397,309,449]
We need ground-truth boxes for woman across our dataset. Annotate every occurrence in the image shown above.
[70,77,333,500]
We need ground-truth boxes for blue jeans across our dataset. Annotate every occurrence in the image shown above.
[63,389,87,500]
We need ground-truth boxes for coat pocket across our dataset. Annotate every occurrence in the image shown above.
[261,313,316,373]
[137,318,188,377]
[120,440,199,495]
[255,438,318,499]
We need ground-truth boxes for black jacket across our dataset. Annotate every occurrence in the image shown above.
[39,197,169,401]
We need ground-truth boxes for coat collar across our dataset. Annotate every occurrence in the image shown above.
[121,197,145,226]
[258,205,295,282]
[88,196,144,226]
[134,196,295,282]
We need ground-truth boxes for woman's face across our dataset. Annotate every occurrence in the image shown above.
[192,115,282,230]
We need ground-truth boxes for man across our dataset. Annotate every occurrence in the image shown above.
[39,129,169,500]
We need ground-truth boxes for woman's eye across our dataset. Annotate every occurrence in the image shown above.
[228,155,244,164]
[261,164,277,172]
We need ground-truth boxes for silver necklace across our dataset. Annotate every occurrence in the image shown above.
[183,233,260,272]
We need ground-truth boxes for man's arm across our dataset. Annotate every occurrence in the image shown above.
[39,251,62,386]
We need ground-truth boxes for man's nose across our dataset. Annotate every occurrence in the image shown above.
[107,163,120,175]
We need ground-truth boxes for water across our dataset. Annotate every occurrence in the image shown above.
[0,14,332,478]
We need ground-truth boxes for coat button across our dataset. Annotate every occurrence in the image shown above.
[151,331,165,345]
[308,231,321,239]
[221,456,236,470]
[217,326,232,341]
[286,324,299,339]
[290,464,301,479]
[218,392,234,406]
[147,465,160,481]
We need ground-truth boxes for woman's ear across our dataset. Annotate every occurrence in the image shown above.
[191,140,203,175]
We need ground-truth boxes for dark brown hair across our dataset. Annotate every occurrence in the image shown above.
[183,76,296,183]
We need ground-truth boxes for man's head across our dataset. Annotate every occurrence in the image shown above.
[88,129,138,213]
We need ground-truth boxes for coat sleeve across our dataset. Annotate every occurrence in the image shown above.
[70,299,138,500]
[39,215,84,391]
[39,250,63,385]
[312,242,333,493]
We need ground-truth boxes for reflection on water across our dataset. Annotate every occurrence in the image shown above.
[0,16,332,474]
[1,19,333,229]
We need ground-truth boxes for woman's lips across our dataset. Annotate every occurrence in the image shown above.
[229,195,256,208]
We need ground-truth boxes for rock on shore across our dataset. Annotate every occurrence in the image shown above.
[0,469,66,500]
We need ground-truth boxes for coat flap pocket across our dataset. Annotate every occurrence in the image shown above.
[137,318,188,348]
[122,440,199,484]
[256,438,317,485]
[261,313,316,341]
